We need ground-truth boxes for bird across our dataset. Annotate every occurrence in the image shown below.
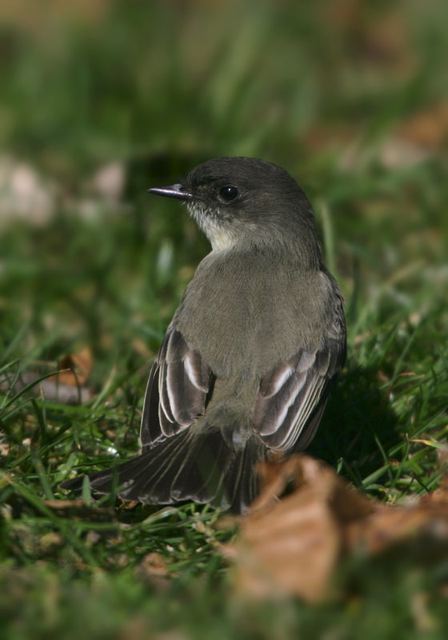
[62,157,346,513]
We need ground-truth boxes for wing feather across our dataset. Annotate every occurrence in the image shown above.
[254,338,345,452]
[140,327,212,447]
[254,281,346,452]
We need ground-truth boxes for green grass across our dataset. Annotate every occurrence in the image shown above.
[1,1,448,637]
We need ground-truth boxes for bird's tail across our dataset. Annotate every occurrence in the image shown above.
[61,428,265,514]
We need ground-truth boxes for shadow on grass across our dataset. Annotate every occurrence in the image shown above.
[309,363,401,487]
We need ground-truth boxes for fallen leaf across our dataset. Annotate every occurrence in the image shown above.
[57,347,93,386]
[0,348,94,404]
[0,0,109,34]
[229,456,374,602]
[90,161,126,201]
[227,455,448,603]
[0,370,93,404]
[398,103,448,150]
[39,532,64,553]
[136,552,171,590]
[347,501,448,555]
[380,102,448,168]
[42,499,115,522]
[0,441,10,457]
[0,347,93,404]
[320,2,415,72]
[0,156,55,227]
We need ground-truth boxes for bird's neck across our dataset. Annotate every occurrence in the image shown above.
[209,223,322,271]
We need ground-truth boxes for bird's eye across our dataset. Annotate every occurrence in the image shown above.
[218,185,239,203]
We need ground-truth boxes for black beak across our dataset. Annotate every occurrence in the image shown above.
[147,183,192,201]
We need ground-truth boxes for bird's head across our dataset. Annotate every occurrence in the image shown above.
[149,157,320,259]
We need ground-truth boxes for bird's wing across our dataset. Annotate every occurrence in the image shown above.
[139,327,213,449]
[254,327,346,453]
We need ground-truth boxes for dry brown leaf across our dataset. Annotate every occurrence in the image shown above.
[139,552,168,578]
[304,125,360,154]
[0,157,55,227]
[11,347,97,403]
[0,348,94,404]
[320,2,415,72]
[57,347,93,386]
[380,102,448,168]
[303,125,369,171]
[346,502,448,556]
[39,532,64,553]
[227,455,448,603]
[229,456,374,602]
[398,103,448,150]
[0,441,10,457]
[42,499,115,521]
[0,0,110,33]
[136,552,171,590]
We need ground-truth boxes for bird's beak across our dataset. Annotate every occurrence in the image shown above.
[147,183,192,201]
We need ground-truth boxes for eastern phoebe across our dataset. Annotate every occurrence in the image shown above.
[63,157,346,513]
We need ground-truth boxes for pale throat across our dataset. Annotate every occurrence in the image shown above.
[187,202,239,251]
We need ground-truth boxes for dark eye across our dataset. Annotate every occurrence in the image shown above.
[218,185,239,203]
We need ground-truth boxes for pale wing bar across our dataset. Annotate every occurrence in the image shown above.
[140,328,212,446]
[254,341,343,451]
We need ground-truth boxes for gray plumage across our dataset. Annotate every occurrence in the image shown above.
[62,157,346,513]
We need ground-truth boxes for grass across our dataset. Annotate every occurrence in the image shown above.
[1,0,448,637]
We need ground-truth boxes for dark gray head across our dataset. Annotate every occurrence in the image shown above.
[149,157,321,264]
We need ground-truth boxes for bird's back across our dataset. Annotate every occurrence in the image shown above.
[173,248,339,379]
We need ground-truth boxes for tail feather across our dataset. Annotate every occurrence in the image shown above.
[61,429,264,513]
[227,442,261,513]
[170,429,233,505]
[127,432,191,502]
[61,432,189,500]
